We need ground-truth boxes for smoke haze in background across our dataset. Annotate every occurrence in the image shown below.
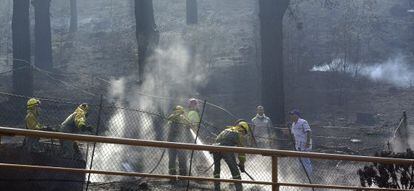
[90,40,210,182]
[311,55,414,88]
[128,39,208,113]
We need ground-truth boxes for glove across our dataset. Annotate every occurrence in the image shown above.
[238,163,245,173]
[80,125,93,133]
[44,126,53,131]
[42,125,48,130]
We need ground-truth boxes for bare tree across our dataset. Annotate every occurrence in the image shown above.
[186,0,198,25]
[32,0,53,70]
[135,0,159,82]
[259,0,289,124]
[12,0,33,96]
[69,0,77,33]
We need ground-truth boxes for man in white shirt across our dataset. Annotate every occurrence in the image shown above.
[251,106,273,148]
[289,109,313,175]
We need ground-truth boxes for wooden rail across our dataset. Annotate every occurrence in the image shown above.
[0,162,410,191]
[1,126,413,163]
[0,126,413,191]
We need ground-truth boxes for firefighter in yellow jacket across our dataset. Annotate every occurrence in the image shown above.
[187,98,200,127]
[25,98,45,152]
[167,105,193,176]
[60,103,91,158]
[213,120,250,191]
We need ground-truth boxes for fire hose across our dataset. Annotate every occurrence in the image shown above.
[243,171,256,181]
[185,100,208,191]
[287,127,315,191]
[201,163,257,181]
[136,121,170,182]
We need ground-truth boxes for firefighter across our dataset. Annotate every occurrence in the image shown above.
[187,98,200,127]
[213,120,250,191]
[60,103,92,159]
[167,105,192,176]
[25,98,45,152]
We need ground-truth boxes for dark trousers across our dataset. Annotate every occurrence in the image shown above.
[168,148,188,175]
[60,140,81,159]
[213,152,242,191]
[25,137,41,152]
[61,140,75,158]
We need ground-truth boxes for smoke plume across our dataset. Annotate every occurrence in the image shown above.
[311,55,414,88]
[91,39,210,182]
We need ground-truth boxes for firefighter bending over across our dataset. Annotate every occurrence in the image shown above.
[213,120,250,191]
[60,103,92,159]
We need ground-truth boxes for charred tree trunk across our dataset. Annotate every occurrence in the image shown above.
[33,0,53,70]
[135,0,159,82]
[186,0,198,25]
[259,0,289,125]
[12,0,33,96]
[69,0,77,33]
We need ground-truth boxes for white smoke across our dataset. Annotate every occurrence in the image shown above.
[311,56,414,88]
[91,39,212,182]
[89,78,127,182]
[129,40,208,112]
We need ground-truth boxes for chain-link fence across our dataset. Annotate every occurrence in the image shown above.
[0,91,409,191]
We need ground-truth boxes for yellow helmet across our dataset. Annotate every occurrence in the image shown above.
[79,103,89,112]
[237,121,250,133]
[27,98,41,109]
[174,105,185,114]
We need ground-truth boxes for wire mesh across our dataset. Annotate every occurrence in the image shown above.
[0,91,410,191]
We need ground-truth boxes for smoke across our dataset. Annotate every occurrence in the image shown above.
[90,39,211,182]
[108,78,126,102]
[311,55,414,88]
[128,40,208,112]
[89,78,128,182]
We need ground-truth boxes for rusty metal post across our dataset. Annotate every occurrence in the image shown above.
[272,156,279,191]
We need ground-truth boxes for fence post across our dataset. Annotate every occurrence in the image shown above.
[85,95,103,191]
[186,100,207,191]
[272,156,279,191]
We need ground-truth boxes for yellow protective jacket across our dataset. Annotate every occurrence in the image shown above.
[187,110,200,127]
[167,111,192,143]
[215,126,246,164]
[73,107,87,128]
[167,111,191,126]
[25,109,43,130]
[61,106,87,132]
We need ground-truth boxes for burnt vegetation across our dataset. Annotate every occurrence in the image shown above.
[358,149,414,189]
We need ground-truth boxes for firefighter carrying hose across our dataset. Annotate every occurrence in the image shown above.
[187,98,200,127]
[60,103,93,159]
[25,98,46,152]
[213,120,250,191]
[167,105,193,176]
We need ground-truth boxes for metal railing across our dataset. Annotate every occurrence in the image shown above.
[0,126,413,191]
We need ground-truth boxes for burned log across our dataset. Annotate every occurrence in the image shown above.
[357,149,414,189]
[0,143,86,191]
